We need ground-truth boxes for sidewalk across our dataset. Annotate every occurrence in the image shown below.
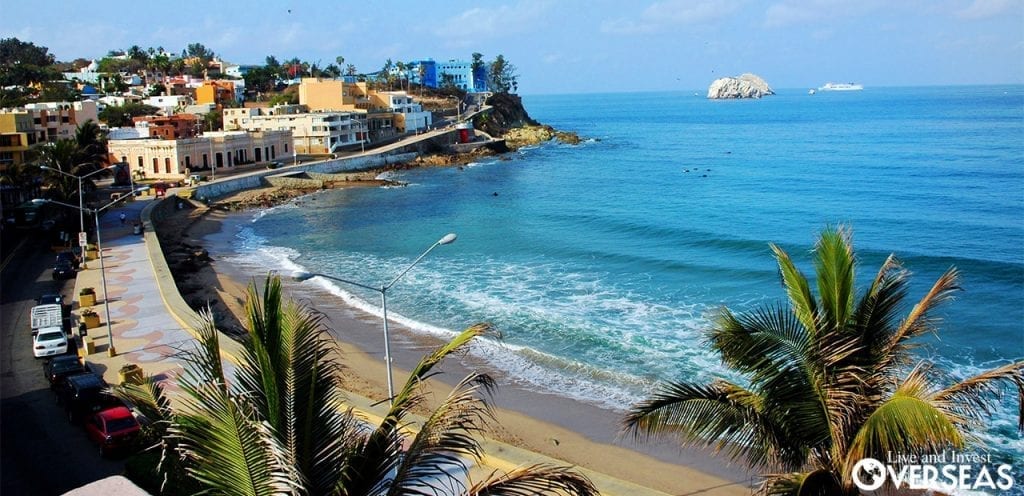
[72,196,198,391]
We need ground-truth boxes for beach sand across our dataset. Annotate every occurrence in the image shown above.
[158,189,755,496]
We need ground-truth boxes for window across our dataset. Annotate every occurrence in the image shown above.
[202,153,208,167]
[165,157,171,174]
[138,156,143,169]
[153,158,158,173]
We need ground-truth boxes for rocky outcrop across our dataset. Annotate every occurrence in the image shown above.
[707,73,775,99]
[473,92,540,136]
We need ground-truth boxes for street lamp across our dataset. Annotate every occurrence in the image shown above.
[39,165,113,236]
[34,186,150,357]
[292,232,457,403]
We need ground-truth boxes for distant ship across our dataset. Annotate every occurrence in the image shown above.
[818,82,864,91]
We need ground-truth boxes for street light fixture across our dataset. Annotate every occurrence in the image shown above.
[39,164,113,235]
[34,185,150,357]
[292,232,457,403]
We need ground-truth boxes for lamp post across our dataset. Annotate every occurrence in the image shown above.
[34,186,150,357]
[293,233,457,403]
[39,165,112,235]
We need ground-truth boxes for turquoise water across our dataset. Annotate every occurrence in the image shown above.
[227,86,1023,466]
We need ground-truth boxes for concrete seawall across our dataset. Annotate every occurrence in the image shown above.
[192,151,418,200]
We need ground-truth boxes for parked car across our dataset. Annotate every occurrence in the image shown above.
[52,260,75,280]
[43,355,89,388]
[85,406,141,456]
[55,373,121,423]
[36,293,64,306]
[33,328,68,358]
[56,251,79,269]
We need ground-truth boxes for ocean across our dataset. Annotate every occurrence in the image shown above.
[221,86,1023,472]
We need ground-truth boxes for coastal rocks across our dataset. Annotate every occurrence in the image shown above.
[502,125,582,149]
[707,73,775,99]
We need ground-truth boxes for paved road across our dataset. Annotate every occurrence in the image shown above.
[1,235,124,495]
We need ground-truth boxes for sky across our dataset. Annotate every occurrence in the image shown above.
[3,0,1023,95]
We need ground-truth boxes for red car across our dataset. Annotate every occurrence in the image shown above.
[84,406,140,456]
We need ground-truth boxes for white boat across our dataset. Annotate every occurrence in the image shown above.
[818,82,863,91]
[808,89,816,95]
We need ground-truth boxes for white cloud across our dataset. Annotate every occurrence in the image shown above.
[433,0,551,41]
[600,0,740,35]
[954,0,1022,19]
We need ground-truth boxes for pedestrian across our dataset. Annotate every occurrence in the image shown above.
[119,212,126,225]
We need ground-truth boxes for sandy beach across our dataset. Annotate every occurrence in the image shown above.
[155,186,755,496]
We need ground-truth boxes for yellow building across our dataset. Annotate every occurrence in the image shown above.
[0,111,36,168]
[298,78,431,140]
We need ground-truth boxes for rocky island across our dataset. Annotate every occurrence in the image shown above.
[706,73,775,99]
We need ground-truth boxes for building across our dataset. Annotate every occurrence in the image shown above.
[0,111,36,168]
[142,95,190,115]
[132,114,199,140]
[195,80,236,106]
[228,107,368,154]
[298,78,430,137]
[374,92,432,133]
[407,59,487,92]
[107,130,292,180]
[18,100,100,143]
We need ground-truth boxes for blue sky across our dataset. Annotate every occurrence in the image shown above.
[3,0,1022,94]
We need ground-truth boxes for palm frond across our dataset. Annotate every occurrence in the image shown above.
[844,363,964,474]
[388,373,497,496]
[710,304,808,382]
[338,323,494,495]
[174,389,301,496]
[933,360,1024,431]
[882,267,960,369]
[467,464,598,496]
[770,243,818,336]
[623,379,805,469]
[813,226,856,335]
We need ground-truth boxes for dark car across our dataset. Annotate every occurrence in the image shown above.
[85,406,141,456]
[52,260,75,280]
[36,293,64,306]
[55,373,121,423]
[42,355,89,388]
[56,251,79,269]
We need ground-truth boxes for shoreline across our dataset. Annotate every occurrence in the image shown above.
[158,188,754,495]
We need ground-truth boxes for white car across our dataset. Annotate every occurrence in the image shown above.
[33,327,68,358]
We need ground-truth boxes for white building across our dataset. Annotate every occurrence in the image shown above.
[143,95,191,115]
[376,91,432,132]
[226,107,368,154]
[108,130,292,180]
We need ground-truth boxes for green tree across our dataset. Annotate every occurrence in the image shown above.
[0,37,62,105]
[243,66,276,94]
[73,119,108,169]
[345,64,357,77]
[624,226,1024,495]
[487,55,518,94]
[185,42,215,62]
[118,275,597,496]
[99,102,160,127]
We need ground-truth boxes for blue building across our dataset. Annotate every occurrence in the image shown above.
[408,59,487,92]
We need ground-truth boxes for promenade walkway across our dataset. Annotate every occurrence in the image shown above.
[72,196,197,391]
[68,194,679,496]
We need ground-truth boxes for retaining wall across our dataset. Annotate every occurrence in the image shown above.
[192,152,417,200]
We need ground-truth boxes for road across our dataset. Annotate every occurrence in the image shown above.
[0,235,124,495]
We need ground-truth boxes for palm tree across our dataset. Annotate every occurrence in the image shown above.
[119,275,597,496]
[74,119,108,170]
[624,226,1023,495]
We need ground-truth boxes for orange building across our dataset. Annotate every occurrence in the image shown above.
[196,80,236,106]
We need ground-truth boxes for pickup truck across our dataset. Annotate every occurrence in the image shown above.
[31,304,64,336]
